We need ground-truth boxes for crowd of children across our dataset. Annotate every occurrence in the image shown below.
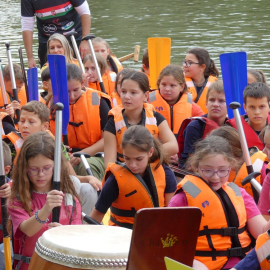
[1,32,270,270]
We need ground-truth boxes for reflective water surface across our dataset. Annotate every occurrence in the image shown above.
[0,0,270,81]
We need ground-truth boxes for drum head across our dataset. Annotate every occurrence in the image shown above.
[35,225,132,269]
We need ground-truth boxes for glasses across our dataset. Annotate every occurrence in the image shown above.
[182,60,200,67]
[199,168,231,178]
[27,166,54,176]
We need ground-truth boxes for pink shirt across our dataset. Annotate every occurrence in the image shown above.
[258,172,270,215]
[169,186,260,269]
[8,192,82,270]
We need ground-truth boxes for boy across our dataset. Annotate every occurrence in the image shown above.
[40,67,52,104]
[0,141,12,270]
[18,101,100,214]
[227,82,270,150]
[1,63,27,116]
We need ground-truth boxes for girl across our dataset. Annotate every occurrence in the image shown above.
[92,37,123,74]
[111,68,133,107]
[248,69,267,85]
[90,125,177,228]
[178,80,227,168]
[82,53,116,96]
[40,33,79,73]
[50,63,111,181]
[169,136,270,270]
[104,71,178,168]
[7,132,82,270]
[183,47,219,113]
[149,64,204,136]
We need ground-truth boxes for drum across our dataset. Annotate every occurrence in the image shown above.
[28,225,132,270]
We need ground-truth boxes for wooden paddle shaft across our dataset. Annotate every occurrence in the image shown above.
[119,45,140,63]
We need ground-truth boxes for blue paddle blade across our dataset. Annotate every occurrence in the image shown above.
[48,55,70,136]
[220,52,247,119]
[27,67,39,101]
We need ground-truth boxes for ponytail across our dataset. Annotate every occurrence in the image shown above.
[149,137,169,170]
[205,59,219,77]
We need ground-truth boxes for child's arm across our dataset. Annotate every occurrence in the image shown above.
[104,130,117,168]
[165,192,175,206]
[0,183,11,198]
[90,209,104,224]
[19,190,64,237]
[2,104,14,119]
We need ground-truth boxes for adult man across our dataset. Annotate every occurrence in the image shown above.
[21,0,91,68]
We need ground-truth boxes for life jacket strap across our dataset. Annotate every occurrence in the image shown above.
[13,254,31,265]
[110,206,137,218]
[69,121,83,127]
[109,215,133,230]
[198,225,246,237]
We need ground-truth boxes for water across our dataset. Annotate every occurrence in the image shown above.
[0,0,270,81]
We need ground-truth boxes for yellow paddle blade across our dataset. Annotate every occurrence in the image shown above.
[148,37,171,89]
[102,208,110,226]
[164,257,194,270]
[3,237,12,270]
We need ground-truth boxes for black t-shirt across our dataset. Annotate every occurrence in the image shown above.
[21,0,85,43]
[95,164,177,214]
[104,109,166,135]
[99,97,110,130]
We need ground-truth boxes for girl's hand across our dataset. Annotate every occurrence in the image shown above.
[82,73,89,87]
[11,100,21,111]
[88,176,102,191]
[48,222,62,229]
[0,183,11,198]
[43,190,64,213]
[70,154,81,167]
[3,104,14,119]
[170,154,179,165]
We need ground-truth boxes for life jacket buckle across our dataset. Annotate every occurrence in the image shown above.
[228,247,243,257]
[222,227,237,236]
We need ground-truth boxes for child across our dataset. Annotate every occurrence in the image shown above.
[50,64,111,182]
[40,67,53,105]
[7,132,82,270]
[0,63,27,118]
[227,82,270,150]
[248,69,267,85]
[0,141,12,270]
[40,33,79,73]
[92,37,123,74]
[183,47,219,113]
[82,53,116,95]
[90,125,177,228]
[149,64,203,136]
[141,48,150,82]
[111,68,133,107]
[169,136,270,270]
[104,71,178,168]
[178,80,227,168]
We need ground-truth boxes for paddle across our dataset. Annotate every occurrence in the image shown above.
[52,102,64,223]
[219,52,247,119]
[0,60,9,108]
[118,45,141,63]
[65,31,85,73]
[229,102,261,203]
[0,118,12,270]
[48,54,70,146]
[27,68,39,101]
[18,47,29,102]
[82,35,106,93]
[5,42,20,123]
[148,37,171,89]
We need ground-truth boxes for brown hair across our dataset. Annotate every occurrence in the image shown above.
[157,64,187,93]
[121,125,169,170]
[187,136,236,174]
[115,68,134,92]
[41,67,50,82]
[21,101,50,123]
[3,63,24,82]
[206,80,225,101]
[121,71,150,93]
[248,69,267,84]
[243,82,270,103]
[142,48,149,67]
[92,37,113,55]
[3,141,12,167]
[187,47,219,78]
[8,132,80,217]
[67,63,83,83]
[82,53,108,76]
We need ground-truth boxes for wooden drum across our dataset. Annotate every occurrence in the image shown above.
[29,225,132,269]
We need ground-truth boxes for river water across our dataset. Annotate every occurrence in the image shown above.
[0,0,270,81]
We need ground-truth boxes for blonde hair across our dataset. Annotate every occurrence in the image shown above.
[3,63,23,82]
[206,80,225,101]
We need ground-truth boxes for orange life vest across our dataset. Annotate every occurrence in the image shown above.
[0,84,27,108]
[185,75,218,113]
[255,230,270,270]
[50,89,109,149]
[108,103,159,161]
[110,91,122,107]
[177,117,219,158]
[177,175,252,270]
[227,115,268,150]
[2,132,24,153]
[149,91,193,135]
[108,55,123,73]
[103,160,166,229]
[233,151,267,197]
